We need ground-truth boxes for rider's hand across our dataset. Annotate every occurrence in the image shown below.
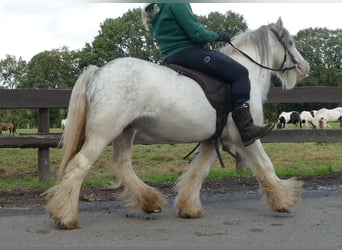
[217,32,231,43]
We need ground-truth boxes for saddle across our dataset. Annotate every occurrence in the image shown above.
[166,64,232,140]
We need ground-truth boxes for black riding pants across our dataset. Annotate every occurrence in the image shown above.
[164,47,251,107]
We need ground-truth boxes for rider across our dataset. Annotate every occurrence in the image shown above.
[142,3,274,146]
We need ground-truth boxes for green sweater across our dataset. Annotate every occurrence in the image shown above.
[146,3,219,59]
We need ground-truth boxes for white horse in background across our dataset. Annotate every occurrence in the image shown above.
[44,18,309,229]
[300,110,315,128]
[61,119,67,131]
[311,107,342,128]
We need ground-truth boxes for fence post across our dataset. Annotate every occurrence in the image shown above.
[37,84,50,181]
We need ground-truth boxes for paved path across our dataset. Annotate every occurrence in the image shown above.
[0,187,341,247]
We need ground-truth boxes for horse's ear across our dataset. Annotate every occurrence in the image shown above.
[275,17,283,30]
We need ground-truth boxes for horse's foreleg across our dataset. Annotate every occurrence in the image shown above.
[238,141,303,212]
[112,127,166,214]
[175,141,216,218]
[45,138,109,229]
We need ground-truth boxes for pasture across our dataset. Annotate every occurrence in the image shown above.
[0,126,341,189]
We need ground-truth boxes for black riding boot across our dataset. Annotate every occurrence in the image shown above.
[232,103,274,146]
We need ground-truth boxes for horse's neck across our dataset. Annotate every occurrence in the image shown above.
[223,39,272,95]
[232,42,272,101]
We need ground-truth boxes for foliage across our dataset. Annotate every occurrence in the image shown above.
[20,47,81,89]
[78,8,162,67]
[197,11,248,49]
[0,55,26,89]
[295,28,342,69]
[294,28,342,86]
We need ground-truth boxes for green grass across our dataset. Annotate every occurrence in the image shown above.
[0,127,341,189]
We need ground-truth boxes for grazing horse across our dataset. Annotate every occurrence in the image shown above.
[0,122,16,135]
[44,18,310,229]
[318,117,329,129]
[311,107,342,128]
[277,111,302,129]
[300,110,316,128]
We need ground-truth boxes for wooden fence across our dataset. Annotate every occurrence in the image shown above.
[0,86,341,181]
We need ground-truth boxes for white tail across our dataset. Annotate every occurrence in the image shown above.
[57,66,99,182]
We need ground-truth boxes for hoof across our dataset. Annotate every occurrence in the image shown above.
[178,212,192,219]
[151,209,162,213]
[144,207,162,214]
[178,210,202,219]
[275,208,290,213]
[55,217,81,230]
[55,220,80,230]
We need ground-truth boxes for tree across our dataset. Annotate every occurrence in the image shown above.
[295,28,342,86]
[79,8,162,68]
[0,55,27,89]
[21,47,80,89]
[197,11,248,49]
[17,48,79,127]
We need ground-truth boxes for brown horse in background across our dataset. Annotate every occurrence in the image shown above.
[0,122,16,135]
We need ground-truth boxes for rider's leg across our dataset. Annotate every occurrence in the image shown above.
[164,47,274,146]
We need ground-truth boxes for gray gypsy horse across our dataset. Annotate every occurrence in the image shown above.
[44,18,310,229]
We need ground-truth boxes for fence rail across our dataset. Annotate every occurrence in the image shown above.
[0,129,341,149]
[1,86,342,108]
[0,86,341,180]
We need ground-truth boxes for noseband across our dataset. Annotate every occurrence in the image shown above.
[228,27,298,73]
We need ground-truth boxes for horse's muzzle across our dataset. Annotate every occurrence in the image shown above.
[296,60,310,79]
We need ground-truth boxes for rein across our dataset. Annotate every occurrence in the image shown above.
[228,27,297,73]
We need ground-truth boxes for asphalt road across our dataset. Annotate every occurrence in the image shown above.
[0,186,341,247]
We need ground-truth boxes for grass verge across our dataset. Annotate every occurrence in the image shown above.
[0,138,341,189]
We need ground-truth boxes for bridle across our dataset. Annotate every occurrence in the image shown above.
[228,26,298,73]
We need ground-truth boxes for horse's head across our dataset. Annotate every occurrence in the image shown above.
[268,18,310,90]
[277,115,286,129]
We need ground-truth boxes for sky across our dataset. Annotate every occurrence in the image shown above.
[0,1,341,61]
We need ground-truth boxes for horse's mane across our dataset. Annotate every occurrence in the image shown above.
[220,25,271,67]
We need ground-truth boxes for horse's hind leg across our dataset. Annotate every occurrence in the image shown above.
[112,127,166,213]
[175,141,216,218]
[45,136,110,229]
[237,141,303,212]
